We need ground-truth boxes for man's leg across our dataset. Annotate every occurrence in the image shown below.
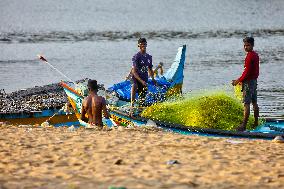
[130,84,137,116]
[237,81,250,131]
[252,102,259,128]
[138,86,147,107]
[237,103,250,131]
[251,80,258,128]
[131,84,136,107]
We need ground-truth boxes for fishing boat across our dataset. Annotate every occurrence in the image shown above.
[61,45,186,124]
[0,83,78,125]
[61,45,284,139]
[0,44,185,126]
[0,109,78,126]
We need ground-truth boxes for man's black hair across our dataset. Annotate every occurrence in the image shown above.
[243,37,254,46]
[138,38,147,44]
[87,79,98,91]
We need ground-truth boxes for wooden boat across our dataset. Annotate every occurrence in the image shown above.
[0,83,78,125]
[61,45,186,125]
[61,45,284,139]
[0,109,78,126]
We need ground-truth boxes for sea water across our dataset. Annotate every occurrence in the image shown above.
[0,0,284,118]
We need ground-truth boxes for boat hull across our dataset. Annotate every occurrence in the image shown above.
[0,109,77,125]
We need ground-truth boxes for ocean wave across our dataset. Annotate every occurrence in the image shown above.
[0,29,284,43]
[0,60,39,64]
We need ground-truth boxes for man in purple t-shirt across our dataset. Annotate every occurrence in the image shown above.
[131,38,157,112]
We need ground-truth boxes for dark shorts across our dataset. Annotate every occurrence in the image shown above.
[133,80,147,106]
[242,80,257,104]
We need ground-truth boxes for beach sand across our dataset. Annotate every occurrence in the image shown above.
[0,123,284,189]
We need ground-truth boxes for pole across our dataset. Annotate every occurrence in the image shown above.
[38,55,76,85]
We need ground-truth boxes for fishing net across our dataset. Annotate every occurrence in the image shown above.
[141,88,256,131]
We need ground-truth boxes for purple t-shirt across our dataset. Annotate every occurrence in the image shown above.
[132,52,153,83]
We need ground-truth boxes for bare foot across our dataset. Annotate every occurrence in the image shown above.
[96,125,103,131]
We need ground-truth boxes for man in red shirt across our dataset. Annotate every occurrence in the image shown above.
[232,37,259,131]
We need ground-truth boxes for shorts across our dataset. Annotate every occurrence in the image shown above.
[133,80,148,107]
[242,79,257,104]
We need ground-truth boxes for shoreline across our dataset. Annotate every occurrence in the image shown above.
[1,124,284,188]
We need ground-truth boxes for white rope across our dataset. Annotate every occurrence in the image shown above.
[45,61,77,85]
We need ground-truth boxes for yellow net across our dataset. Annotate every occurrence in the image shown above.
[234,83,242,102]
[142,90,256,131]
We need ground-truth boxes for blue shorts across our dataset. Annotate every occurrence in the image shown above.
[242,80,257,104]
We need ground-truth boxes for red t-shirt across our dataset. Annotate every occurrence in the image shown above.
[238,51,259,82]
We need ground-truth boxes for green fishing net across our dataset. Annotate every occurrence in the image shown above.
[141,89,256,131]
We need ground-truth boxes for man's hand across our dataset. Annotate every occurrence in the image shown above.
[232,79,239,86]
[141,80,147,87]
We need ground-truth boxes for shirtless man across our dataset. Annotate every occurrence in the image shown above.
[80,79,110,127]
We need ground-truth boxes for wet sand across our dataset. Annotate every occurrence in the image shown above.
[0,123,284,189]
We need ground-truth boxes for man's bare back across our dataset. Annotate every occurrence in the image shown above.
[81,93,109,126]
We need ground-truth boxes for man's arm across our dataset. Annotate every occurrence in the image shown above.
[159,65,164,75]
[102,98,110,119]
[153,63,164,76]
[148,57,157,85]
[149,68,157,85]
[125,68,133,80]
[238,56,252,82]
[80,99,88,122]
[232,53,252,86]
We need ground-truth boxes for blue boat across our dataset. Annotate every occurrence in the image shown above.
[61,45,186,125]
[0,109,77,126]
[0,83,78,125]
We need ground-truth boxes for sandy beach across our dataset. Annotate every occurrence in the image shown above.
[0,123,284,189]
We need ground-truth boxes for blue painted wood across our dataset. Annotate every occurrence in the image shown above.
[0,109,63,119]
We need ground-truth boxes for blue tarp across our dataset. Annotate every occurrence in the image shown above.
[108,77,171,104]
